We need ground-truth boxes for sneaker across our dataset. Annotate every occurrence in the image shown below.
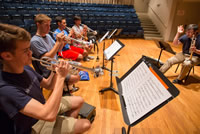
[70,87,79,93]
[172,79,183,84]
[87,56,94,60]
[83,57,90,61]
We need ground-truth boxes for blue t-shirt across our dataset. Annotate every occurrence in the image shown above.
[30,34,57,78]
[0,66,45,134]
[179,34,200,57]
[53,28,70,51]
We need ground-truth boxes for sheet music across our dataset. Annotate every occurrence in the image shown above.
[121,61,172,123]
[99,31,110,43]
[104,40,122,60]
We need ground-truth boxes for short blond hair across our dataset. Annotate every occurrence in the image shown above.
[34,14,52,24]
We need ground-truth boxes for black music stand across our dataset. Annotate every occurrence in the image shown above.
[99,40,125,94]
[98,31,110,71]
[116,56,179,134]
[154,40,176,68]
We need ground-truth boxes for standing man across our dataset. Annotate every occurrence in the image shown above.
[0,23,91,134]
[159,24,200,84]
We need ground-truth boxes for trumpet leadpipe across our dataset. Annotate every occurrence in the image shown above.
[32,57,95,73]
[50,31,91,46]
[81,24,95,32]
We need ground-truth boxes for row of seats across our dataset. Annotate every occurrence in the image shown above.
[1,0,134,8]
[0,1,144,38]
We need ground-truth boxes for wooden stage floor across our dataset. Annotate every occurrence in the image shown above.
[45,39,200,134]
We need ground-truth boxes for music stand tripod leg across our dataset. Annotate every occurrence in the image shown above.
[157,48,164,68]
[99,58,118,94]
[95,42,99,62]
[122,126,131,134]
[102,40,111,72]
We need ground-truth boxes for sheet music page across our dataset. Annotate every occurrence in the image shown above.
[121,61,172,123]
[104,40,122,60]
[99,31,110,43]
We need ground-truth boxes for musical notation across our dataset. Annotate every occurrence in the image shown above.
[121,61,172,123]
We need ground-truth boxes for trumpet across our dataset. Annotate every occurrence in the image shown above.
[65,27,88,41]
[66,26,72,32]
[50,31,91,46]
[32,57,103,77]
[81,24,95,32]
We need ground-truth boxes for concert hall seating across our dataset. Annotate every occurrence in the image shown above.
[0,0,144,38]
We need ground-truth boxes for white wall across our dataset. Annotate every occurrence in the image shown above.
[148,0,177,41]
[169,1,200,40]
[147,0,200,41]
[134,0,150,13]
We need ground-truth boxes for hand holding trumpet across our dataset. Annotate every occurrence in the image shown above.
[55,60,70,78]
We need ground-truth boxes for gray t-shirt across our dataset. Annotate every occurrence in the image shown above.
[30,34,57,78]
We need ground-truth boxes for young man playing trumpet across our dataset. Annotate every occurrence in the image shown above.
[30,14,80,92]
[0,23,91,134]
[53,16,88,61]
[72,16,94,59]
[159,24,200,84]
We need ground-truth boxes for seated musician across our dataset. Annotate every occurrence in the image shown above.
[72,16,94,58]
[53,16,88,61]
[0,23,91,134]
[30,14,79,92]
[159,24,200,84]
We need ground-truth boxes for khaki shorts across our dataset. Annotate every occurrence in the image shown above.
[31,96,77,134]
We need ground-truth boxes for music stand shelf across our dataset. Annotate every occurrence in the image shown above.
[116,56,179,134]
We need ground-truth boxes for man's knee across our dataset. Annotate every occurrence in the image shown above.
[82,120,91,130]
[76,96,84,106]
[77,54,83,61]
[183,60,192,67]
[71,96,84,106]
[68,75,80,84]
[83,50,88,57]
[166,58,175,66]
[74,119,91,133]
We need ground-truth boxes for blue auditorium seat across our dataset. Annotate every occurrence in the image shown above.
[23,19,34,31]
[29,10,39,16]
[4,0,13,2]
[11,14,22,20]
[30,24,37,36]
[84,20,91,26]
[23,14,32,19]
[26,6,34,10]
[9,19,25,28]
[0,15,10,23]
[24,19,34,26]
[99,21,105,26]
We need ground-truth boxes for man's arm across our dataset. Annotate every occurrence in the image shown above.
[173,25,184,45]
[195,49,200,55]
[43,33,65,58]
[191,46,200,55]
[20,61,69,121]
[40,72,57,90]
